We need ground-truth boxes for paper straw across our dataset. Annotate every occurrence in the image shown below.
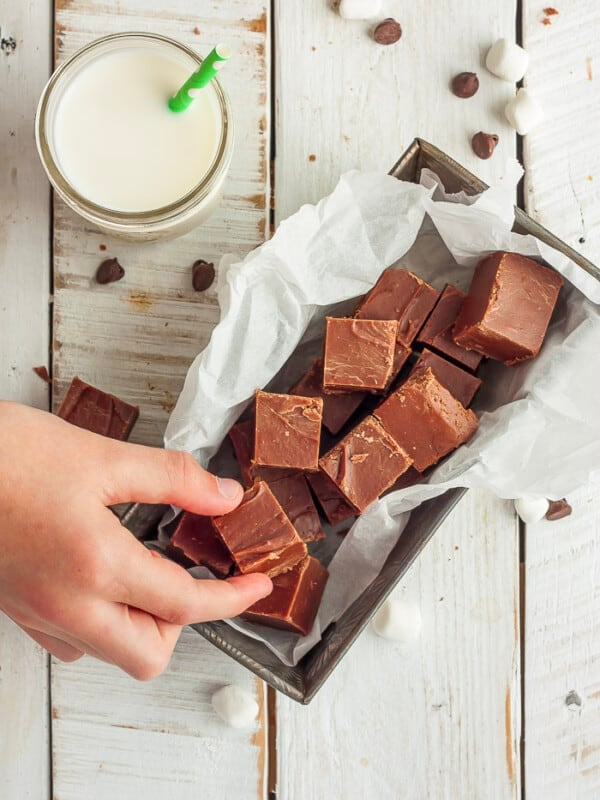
[168,43,231,113]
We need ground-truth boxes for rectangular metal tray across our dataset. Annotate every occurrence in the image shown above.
[121,139,600,704]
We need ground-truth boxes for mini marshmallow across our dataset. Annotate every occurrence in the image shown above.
[514,496,550,524]
[211,684,259,729]
[372,599,422,643]
[485,38,529,83]
[505,89,544,135]
[338,0,382,20]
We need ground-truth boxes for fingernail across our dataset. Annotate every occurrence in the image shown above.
[216,476,242,499]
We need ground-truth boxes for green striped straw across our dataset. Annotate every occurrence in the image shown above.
[168,43,231,113]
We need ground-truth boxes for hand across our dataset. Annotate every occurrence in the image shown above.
[0,401,272,679]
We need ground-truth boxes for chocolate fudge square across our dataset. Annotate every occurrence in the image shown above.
[290,359,365,435]
[410,348,481,407]
[323,317,398,392]
[241,556,329,636]
[170,512,233,579]
[417,285,483,371]
[453,251,563,365]
[57,376,139,440]
[267,473,324,543]
[319,415,412,511]
[212,481,307,578]
[375,367,478,472]
[254,391,323,471]
[354,268,439,347]
[306,469,358,526]
[229,418,293,487]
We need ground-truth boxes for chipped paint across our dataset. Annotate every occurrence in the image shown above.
[505,686,515,785]
[127,291,154,312]
[243,13,267,34]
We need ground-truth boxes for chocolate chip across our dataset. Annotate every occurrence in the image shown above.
[373,18,402,45]
[545,498,572,521]
[96,258,124,284]
[471,131,499,160]
[451,72,479,98]
[192,259,216,292]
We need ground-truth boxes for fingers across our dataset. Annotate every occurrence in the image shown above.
[99,442,243,515]
[113,534,273,625]
[19,624,84,663]
[74,603,183,681]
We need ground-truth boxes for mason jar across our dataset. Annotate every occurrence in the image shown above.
[35,32,234,242]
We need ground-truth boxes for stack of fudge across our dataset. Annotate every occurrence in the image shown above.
[171,250,563,638]
[53,251,563,639]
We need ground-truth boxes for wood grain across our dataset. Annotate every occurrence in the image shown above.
[277,490,520,798]
[274,3,521,797]
[523,3,600,795]
[52,629,267,800]
[274,0,518,223]
[50,2,270,798]
[523,0,600,257]
[524,485,600,799]
[52,0,270,445]
[0,1,51,798]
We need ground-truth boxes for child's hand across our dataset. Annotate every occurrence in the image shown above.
[0,401,271,679]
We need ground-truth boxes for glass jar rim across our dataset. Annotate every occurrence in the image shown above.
[35,31,233,227]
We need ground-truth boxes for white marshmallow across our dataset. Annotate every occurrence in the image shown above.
[485,38,529,83]
[514,496,550,524]
[505,89,544,135]
[211,684,259,729]
[338,0,382,20]
[372,599,422,643]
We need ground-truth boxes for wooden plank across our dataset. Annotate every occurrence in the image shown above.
[274,0,518,223]
[50,2,270,797]
[0,1,52,798]
[277,491,520,798]
[523,3,600,796]
[52,629,267,800]
[523,486,600,799]
[52,0,270,444]
[274,2,520,796]
[522,0,600,257]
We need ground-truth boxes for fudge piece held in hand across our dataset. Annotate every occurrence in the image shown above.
[254,391,323,471]
[453,251,563,365]
[409,348,482,407]
[290,359,365,435]
[241,556,329,636]
[57,376,139,440]
[212,481,307,578]
[323,317,398,392]
[354,269,439,347]
[170,512,233,579]
[319,415,412,511]
[375,367,478,472]
[417,285,483,371]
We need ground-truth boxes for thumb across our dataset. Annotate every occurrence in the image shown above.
[101,441,243,515]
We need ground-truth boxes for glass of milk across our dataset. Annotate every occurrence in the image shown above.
[36,32,233,241]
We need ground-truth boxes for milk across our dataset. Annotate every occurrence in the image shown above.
[52,47,222,213]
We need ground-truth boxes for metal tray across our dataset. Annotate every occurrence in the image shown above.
[120,139,600,704]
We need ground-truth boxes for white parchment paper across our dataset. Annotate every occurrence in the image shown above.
[163,167,600,666]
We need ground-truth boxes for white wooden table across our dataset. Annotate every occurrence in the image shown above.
[1,2,599,798]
